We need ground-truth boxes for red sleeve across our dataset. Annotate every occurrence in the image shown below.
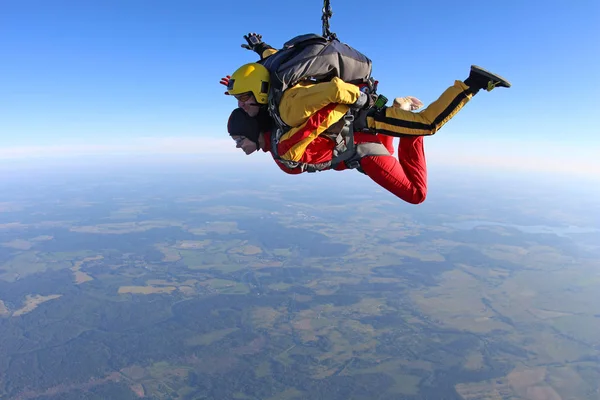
[276,103,338,157]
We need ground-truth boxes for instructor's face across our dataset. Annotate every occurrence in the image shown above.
[232,136,258,155]
[236,94,261,117]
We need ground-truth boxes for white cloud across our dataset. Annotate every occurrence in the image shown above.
[1,135,598,181]
[0,136,237,159]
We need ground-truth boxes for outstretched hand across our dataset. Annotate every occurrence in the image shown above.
[241,33,263,51]
[393,96,424,111]
[219,75,231,95]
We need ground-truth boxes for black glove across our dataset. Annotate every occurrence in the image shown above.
[241,33,263,50]
[241,32,274,56]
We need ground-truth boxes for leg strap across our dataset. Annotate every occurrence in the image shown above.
[345,142,391,173]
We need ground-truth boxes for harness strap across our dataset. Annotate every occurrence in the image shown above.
[330,112,355,169]
[355,142,391,158]
[344,141,391,173]
[273,134,390,174]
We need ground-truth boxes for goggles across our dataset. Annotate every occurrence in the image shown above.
[232,137,246,146]
[233,92,253,103]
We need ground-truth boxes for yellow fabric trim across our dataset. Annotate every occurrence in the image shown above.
[280,104,349,162]
[261,48,278,59]
[368,80,473,136]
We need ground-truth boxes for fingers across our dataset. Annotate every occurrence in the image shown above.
[407,96,423,106]
[407,96,424,110]
[243,33,262,41]
[219,75,231,87]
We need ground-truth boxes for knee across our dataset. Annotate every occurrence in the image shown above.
[409,188,427,204]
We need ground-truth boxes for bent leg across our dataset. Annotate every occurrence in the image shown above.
[279,77,361,127]
[359,136,427,204]
[367,80,473,136]
[377,134,395,155]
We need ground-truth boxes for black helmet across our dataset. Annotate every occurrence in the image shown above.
[227,108,260,143]
[227,108,271,148]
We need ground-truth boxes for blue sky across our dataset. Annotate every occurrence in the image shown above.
[1,0,599,178]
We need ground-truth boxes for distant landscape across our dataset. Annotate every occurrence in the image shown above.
[0,166,599,399]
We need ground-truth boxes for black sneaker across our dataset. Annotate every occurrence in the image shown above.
[467,65,511,91]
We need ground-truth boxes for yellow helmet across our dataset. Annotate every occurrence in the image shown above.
[227,63,270,104]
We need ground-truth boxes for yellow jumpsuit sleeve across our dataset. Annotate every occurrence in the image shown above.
[278,77,362,127]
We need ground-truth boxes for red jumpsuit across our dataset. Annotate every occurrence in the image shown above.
[262,130,427,205]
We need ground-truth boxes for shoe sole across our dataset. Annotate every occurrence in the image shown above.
[471,65,511,88]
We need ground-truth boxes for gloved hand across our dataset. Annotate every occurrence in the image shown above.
[240,33,274,56]
[241,33,264,51]
[219,75,231,95]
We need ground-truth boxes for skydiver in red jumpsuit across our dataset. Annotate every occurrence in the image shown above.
[225,97,430,204]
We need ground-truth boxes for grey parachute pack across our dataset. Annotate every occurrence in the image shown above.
[257,33,388,173]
